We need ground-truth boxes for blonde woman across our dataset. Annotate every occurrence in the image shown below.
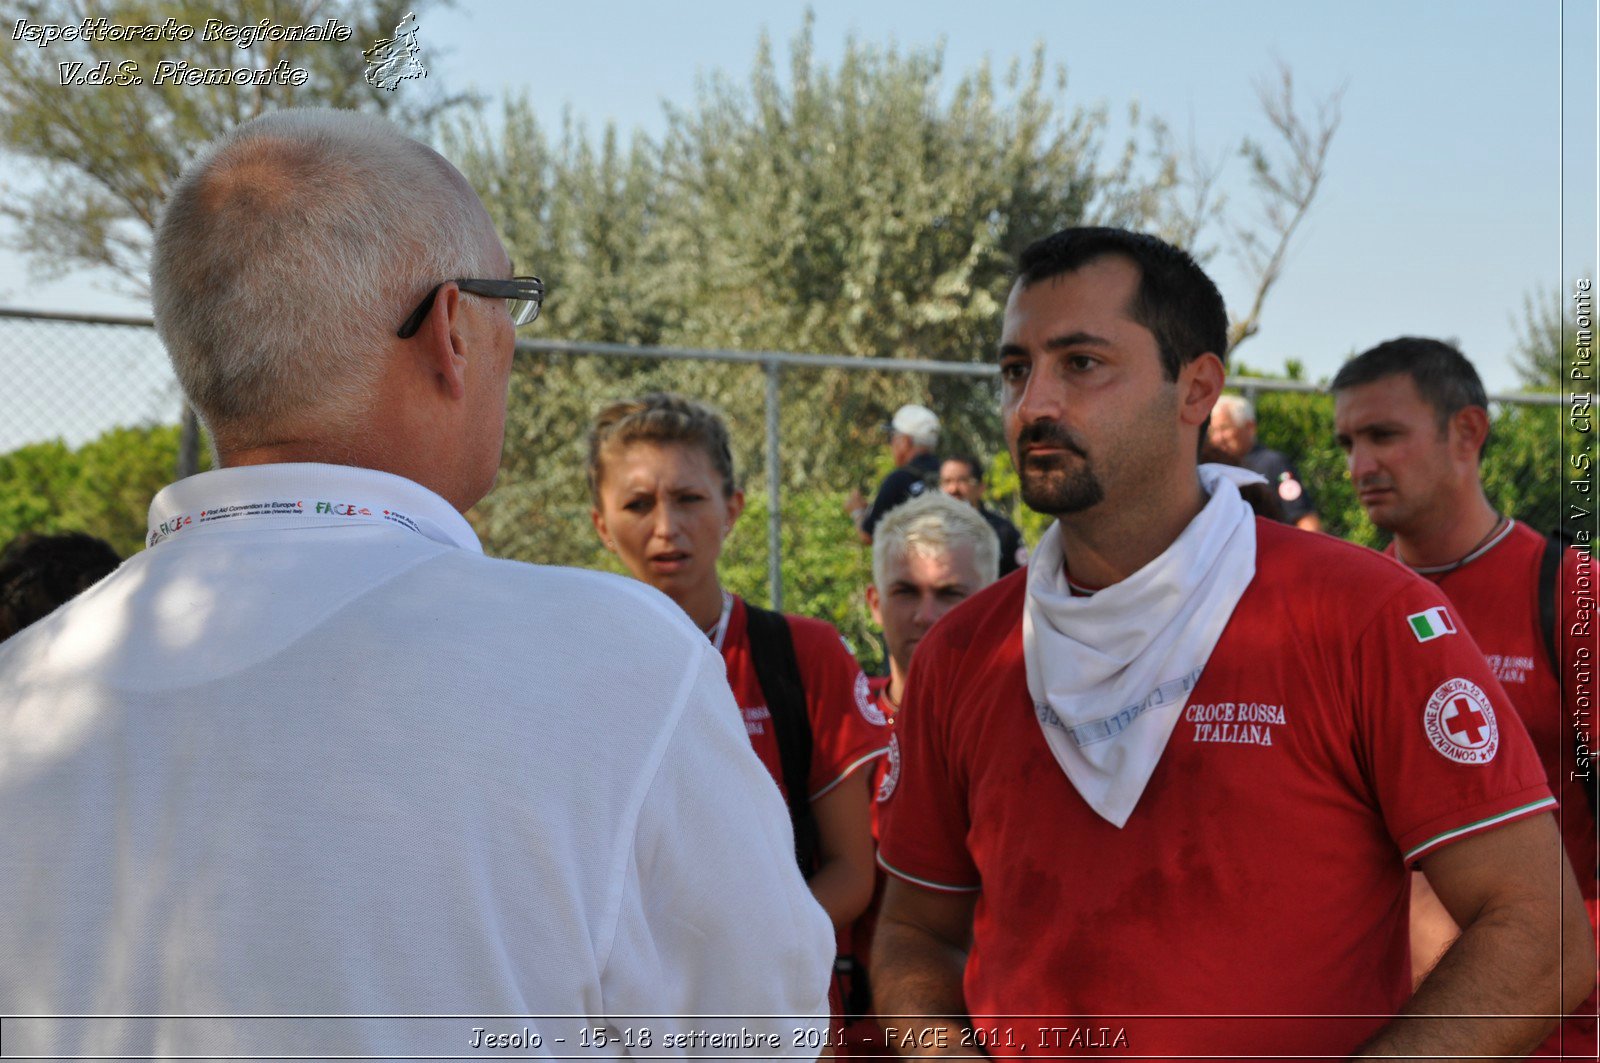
[587,393,886,950]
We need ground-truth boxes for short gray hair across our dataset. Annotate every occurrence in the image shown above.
[872,492,1001,588]
[151,108,493,445]
[1213,393,1255,425]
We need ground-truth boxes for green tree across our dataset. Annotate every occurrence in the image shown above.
[3,7,1348,621]
[1480,403,1573,535]
[723,489,882,672]
[643,23,1184,483]
[0,440,76,542]
[454,18,1341,577]
[1497,289,1591,537]
[1512,285,1591,391]
[1225,67,1343,354]
[1,0,474,476]
[0,0,469,295]
[0,425,213,556]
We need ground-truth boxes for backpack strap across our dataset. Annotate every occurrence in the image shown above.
[743,603,821,875]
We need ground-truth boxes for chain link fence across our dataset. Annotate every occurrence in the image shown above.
[2,305,1587,644]
[0,309,183,454]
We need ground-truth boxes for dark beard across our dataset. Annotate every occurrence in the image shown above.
[1014,422,1103,515]
[1019,457,1104,514]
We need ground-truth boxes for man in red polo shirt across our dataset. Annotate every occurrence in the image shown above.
[840,492,1000,1058]
[1334,336,1598,1057]
[872,227,1595,1059]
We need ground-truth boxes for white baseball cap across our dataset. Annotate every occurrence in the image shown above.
[889,404,940,446]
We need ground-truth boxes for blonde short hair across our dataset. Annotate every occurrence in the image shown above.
[586,392,738,505]
[872,492,1001,588]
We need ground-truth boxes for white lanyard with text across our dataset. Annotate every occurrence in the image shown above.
[148,495,435,548]
[707,590,734,653]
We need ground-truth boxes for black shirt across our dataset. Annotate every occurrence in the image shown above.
[1241,443,1316,523]
[862,452,941,537]
[978,504,1027,577]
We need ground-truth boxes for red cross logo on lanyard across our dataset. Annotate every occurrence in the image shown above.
[1444,696,1490,747]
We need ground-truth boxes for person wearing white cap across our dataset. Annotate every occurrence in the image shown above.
[850,403,942,543]
[1208,393,1323,532]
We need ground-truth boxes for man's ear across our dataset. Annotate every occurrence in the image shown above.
[416,282,468,401]
[1451,405,1491,462]
[866,583,883,627]
[1179,353,1227,430]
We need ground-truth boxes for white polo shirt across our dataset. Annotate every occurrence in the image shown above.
[0,463,832,1059]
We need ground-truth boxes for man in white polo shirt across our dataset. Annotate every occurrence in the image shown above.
[0,109,832,1060]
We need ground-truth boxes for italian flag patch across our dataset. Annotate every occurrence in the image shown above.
[1407,606,1457,642]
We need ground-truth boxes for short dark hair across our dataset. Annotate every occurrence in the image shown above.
[1017,227,1229,381]
[0,532,121,641]
[1331,337,1489,435]
[944,454,984,480]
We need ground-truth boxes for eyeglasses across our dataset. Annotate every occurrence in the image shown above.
[397,276,545,339]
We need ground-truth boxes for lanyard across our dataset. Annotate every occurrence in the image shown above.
[148,496,432,548]
[707,590,734,652]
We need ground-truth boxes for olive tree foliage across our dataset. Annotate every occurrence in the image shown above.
[0,425,213,557]
[642,29,1162,483]
[1,0,474,477]
[443,109,696,562]
[1505,287,1596,539]
[1513,285,1591,391]
[0,0,472,297]
[450,19,1341,581]
[1225,66,1343,354]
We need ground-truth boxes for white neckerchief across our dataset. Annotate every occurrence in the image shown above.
[1023,463,1264,828]
[146,463,482,553]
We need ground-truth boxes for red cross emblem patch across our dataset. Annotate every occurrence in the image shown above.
[1423,678,1499,765]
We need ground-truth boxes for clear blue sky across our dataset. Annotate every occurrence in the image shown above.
[1,0,1595,393]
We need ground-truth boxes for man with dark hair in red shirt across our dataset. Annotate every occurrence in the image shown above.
[1335,335,1598,1057]
[872,228,1594,1059]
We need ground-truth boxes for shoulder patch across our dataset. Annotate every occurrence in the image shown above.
[1407,606,1456,642]
[1423,678,1499,765]
[876,733,901,803]
[856,671,887,726]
